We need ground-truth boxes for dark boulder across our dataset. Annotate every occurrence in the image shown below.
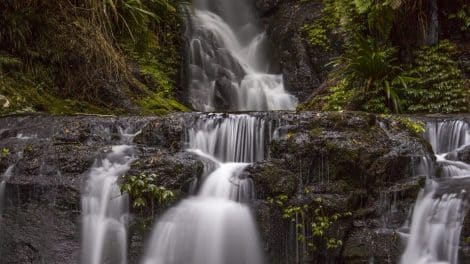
[458,145,470,164]
[213,76,237,111]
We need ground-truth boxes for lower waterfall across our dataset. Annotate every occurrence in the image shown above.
[81,128,141,264]
[142,114,267,264]
[400,120,470,264]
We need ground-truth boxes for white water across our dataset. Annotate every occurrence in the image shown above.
[143,1,296,263]
[81,128,140,264]
[401,120,470,264]
[186,0,297,111]
[142,114,266,264]
[0,165,15,214]
[187,114,268,162]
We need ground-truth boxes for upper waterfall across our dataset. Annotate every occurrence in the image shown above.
[186,0,298,111]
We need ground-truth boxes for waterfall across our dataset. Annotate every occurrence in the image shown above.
[187,114,268,162]
[185,0,297,111]
[142,114,267,264]
[0,165,15,214]
[81,128,141,264]
[400,120,470,264]
[143,1,297,263]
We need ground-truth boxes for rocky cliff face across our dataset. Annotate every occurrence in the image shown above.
[0,112,440,263]
[248,112,433,263]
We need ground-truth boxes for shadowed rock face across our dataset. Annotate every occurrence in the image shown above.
[256,0,342,103]
[1,113,464,264]
[248,112,435,263]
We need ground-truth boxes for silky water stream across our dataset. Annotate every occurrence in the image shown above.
[81,128,142,264]
[400,120,470,264]
[142,114,272,264]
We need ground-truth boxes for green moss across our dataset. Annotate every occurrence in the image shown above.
[139,93,188,116]
[302,23,330,49]
[309,127,324,137]
[383,115,425,137]
[0,70,112,116]
[121,31,178,97]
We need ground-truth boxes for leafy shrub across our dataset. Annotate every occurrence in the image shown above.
[121,173,175,213]
[330,36,408,113]
[399,40,469,113]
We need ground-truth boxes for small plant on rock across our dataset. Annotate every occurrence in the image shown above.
[267,194,352,255]
[121,172,175,215]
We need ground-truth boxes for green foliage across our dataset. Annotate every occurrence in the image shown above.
[121,172,175,211]
[449,4,470,32]
[268,194,352,254]
[399,41,469,113]
[1,147,10,158]
[0,54,21,71]
[89,0,179,42]
[301,23,330,49]
[354,0,403,40]
[322,80,356,111]
[330,36,408,113]
[301,0,361,49]
[0,0,188,115]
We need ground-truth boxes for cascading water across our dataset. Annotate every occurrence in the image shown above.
[142,115,267,264]
[143,1,297,263]
[187,114,268,162]
[400,120,470,264]
[81,128,141,264]
[0,165,15,214]
[185,0,297,111]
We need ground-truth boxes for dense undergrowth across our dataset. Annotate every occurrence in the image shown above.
[0,0,188,115]
[299,0,470,114]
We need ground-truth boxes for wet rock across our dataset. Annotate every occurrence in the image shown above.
[248,112,432,263]
[457,145,470,164]
[255,0,281,15]
[343,227,401,264]
[247,159,297,197]
[128,148,204,192]
[133,114,184,150]
[0,184,81,264]
[213,76,237,111]
[261,0,341,102]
